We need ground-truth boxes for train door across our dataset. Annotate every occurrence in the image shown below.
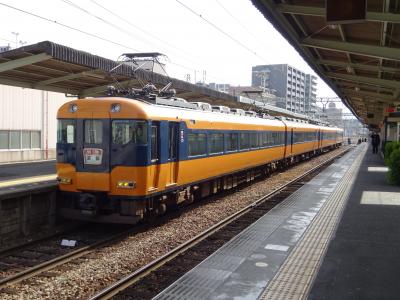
[150,122,161,189]
[167,122,179,186]
[76,116,111,191]
[290,129,294,155]
[318,130,322,149]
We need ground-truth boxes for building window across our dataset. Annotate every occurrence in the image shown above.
[31,131,41,148]
[0,130,41,150]
[0,131,8,149]
[10,131,21,149]
[21,131,31,149]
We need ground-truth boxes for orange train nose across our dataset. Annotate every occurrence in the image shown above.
[76,172,110,191]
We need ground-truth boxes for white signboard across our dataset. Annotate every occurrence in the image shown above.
[83,148,103,165]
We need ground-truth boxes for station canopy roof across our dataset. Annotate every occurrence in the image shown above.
[0,41,237,105]
[0,40,319,120]
[252,0,400,129]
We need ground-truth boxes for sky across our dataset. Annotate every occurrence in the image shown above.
[0,0,351,113]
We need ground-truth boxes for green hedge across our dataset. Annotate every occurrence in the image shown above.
[385,141,400,185]
[384,141,400,165]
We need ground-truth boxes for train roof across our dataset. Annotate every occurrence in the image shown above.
[58,97,342,132]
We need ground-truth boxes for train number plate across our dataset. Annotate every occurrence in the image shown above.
[83,148,103,165]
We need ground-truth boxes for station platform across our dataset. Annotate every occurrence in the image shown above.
[154,143,400,300]
[0,160,56,192]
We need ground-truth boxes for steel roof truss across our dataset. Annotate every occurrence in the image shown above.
[326,72,400,90]
[278,4,400,23]
[0,53,52,73]
[302,38,400,62]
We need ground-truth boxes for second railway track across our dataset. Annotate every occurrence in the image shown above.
[0,224,137,289]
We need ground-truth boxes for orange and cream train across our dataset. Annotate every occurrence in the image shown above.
[56,97,343,223]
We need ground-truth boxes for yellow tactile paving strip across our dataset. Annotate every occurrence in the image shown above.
[0,174,57,188]
[260,145,367,300]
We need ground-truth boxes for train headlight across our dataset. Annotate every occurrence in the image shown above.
[58,177,72,184]
[111,103,121,113]
[117,181,135,189]
[69,104,78,113]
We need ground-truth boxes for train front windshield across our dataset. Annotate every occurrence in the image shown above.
[57,119,76,144]
[112,120,147,145]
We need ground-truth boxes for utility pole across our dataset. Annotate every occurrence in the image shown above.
[11,32,19,48]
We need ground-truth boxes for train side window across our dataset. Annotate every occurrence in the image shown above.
[262,132,267,147]
[250,132,258,149]
[209,133,224,154]
[151,125,159,162]
[240,132,249,150]
[226,133,238,152]
[188,133,206,156]
[278,132,284,145]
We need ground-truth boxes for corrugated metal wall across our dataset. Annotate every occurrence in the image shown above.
[0,85,70,162]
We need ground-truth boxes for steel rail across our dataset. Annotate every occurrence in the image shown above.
[0,226,140,289]
[89,147,351,300]
[0,223,83,258]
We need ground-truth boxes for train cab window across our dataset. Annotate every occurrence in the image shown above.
[84,120,103,144]
[112,120,147,145]
[240,132,250,150]
[151,126,159,161]
[188,133,206,156]
[226,133,238,152]
[209,133,224,154]
[57,119,76,144]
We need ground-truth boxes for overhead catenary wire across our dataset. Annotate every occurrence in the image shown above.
[69,0,227,83]
[0,1,227,83]
[214,0,271,52]
[0,37,14,44]
[175,0,271,64]
[88,0,202,64]
[0,2,141,52]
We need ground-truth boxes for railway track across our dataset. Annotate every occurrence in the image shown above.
[0,224,136,290]
[89,147,350,300]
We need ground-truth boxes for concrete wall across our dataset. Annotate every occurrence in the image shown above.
[0,186,57,248]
